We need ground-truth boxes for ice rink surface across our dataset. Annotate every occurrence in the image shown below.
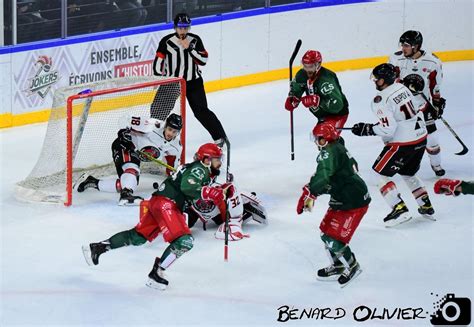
[1,61,473,326]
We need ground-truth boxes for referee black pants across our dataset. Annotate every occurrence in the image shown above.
[150,77,227,141]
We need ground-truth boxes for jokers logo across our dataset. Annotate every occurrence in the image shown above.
[26,56,60,98]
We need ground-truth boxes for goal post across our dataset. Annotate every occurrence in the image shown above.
[16,76,186,206]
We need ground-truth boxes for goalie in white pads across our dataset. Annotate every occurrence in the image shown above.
[187,179,267,241]
[77,113,182,206]
[351,63,435,227]
[389,30,446,176]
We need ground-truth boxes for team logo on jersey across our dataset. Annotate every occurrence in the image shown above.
[26,56,60,99]
[191,167,205,180]
[320,82,334,95]
[193,199,216,214]
[138,146,160,161]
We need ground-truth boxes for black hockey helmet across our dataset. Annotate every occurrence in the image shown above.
[165,113,183,131]
[399,30,423,49]
[403,73,425,94]
[371,63,397,85]
[174,13,191,28]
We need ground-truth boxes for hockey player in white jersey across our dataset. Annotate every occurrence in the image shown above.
[186,177,267,241]
[389,30,446,176]
[351,63,435,226]
[77,113,183,206]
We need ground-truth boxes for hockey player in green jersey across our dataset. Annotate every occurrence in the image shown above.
[82,143,229,290]
[285,50,349,133]
[296,123,371,287]
[434,179,474,196]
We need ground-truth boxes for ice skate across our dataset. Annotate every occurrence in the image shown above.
[118,188,143,206]
[338,257,362,288]
[82,242,110,266]
[316,263,345,281]
[383,201,412,227]
[418,195,436,221]
[76,175,99,192]
[431,165,446,177]
[146,257,169,290]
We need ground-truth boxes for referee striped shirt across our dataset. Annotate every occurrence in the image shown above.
[153,33,208,81]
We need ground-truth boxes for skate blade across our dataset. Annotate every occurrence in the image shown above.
[339,269,363,288]
[419,214,436,221]
[81,245,94,266]
[118,199,142,206]
[384,215,412,228]
[146,278,167,291]
[316,275,341,282]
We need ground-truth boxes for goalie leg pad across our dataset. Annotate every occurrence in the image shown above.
[215,216,249,241]
[241,192,268,224]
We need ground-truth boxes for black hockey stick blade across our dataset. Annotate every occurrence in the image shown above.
[289,39,302,82]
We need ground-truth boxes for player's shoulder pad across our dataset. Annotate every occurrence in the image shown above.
[188,164,207,181]
[317,148,331,162]
[374,95,382,103]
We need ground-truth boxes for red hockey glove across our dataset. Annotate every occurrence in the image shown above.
[285,96,300,111]
[201,186,225,205]
[220,182,235,199]
[301,94,320,108]
[296,185,317,214]
[434,179,461,196]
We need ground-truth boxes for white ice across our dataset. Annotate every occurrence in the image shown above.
[1,62,473,326]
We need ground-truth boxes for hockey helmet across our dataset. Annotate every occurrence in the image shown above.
[312,123,339,143]
[399,30,423,49]
[174,13,191,28]
[195,143,223,161]
[371,63,397,85]
[302,50,322,74]
[165,113,183,131]
[403,73,425,94]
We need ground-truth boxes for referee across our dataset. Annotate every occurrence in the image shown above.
[151,13,227,145]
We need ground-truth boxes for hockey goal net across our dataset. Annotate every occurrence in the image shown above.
[16,76,186,206]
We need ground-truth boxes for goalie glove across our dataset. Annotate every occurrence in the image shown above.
[215,217,249,241]
[285,96,300,111]
[296,185,317,215]
[301,94,320,108]
[434,179,461,196]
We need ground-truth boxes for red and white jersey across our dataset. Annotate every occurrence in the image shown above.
[389,50,443,104]
[371,83,427,145]
[128,116,182,170]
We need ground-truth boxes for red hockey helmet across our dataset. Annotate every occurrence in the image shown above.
[312,123,339,143]
[302,50,322,74]
[195,143,223,161]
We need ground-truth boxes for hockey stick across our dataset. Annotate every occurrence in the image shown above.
[420,94,469,155]
[289,39,302,161]
[137,150,177,172]
[224,138,231,261]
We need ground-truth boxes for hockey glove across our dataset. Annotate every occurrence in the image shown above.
[432,96,446,118]
[285,96,300,111]
[296,185,317,215]
[201,186,225,205]
[351,123,375,136]
[215,217,249,241]
[117,128,135,151]
[301,94,320,108]
[220,182,236,199]
[434,179,461,196]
